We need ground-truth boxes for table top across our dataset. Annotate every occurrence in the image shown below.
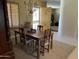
[15,28,53,40]
[25,31,44,40]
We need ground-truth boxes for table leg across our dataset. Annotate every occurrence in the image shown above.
[15,31,17,44]
[37,40,40,59]
[20,33,21,43]
[51,33,53,49]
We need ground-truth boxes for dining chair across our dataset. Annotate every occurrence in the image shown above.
[37,25,43,31]
[19,28,36,54]
[19,28,26,45]
[19,28,33,47]
[31,28,36,33]
[40,29,51,56]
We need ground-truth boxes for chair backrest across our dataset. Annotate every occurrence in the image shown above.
[47,29,51,38]
[37,25,43,31]
[19,28,24,34]
[44,29,51,42]
[19,28,25,38]
[31,28,36,33]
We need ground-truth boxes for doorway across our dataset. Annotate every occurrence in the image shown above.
[7,2,20,28]
[50,8,60,32]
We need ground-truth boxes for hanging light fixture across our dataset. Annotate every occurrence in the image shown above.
[32,0,42,7]
[24,0,43,16]
[28,0,40,14]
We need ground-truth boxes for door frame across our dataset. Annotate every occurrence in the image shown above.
[7,2,20,28]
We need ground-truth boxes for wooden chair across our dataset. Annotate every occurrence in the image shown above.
[19,28,36,53]
[19,28,26,45]
[31,28,36,33]
[37,25,43,31]
[41,29,51,56]
[19,28,33,46]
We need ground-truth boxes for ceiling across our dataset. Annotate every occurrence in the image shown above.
[44,0,60,3]
[44,0,60,8]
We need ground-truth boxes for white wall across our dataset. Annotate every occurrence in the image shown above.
[54,0,78,46]
[61,0,77,37]
[40,7,52,30]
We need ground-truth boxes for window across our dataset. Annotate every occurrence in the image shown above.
[33,7,40,30]
[7,3,19,28]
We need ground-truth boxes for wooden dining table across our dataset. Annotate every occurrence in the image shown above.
[14,29,53,59]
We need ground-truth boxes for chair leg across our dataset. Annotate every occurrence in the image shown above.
[42,44,45,56]
[23,40,25,46]
[33,40,35,52]
[48,44,49,52]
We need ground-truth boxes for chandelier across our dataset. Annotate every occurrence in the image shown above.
[24,0,44,16]
[24,0,37,15]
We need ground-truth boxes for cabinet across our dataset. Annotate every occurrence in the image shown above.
[0,0,15,59]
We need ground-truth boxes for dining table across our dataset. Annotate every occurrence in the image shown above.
[14,29,53,59]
